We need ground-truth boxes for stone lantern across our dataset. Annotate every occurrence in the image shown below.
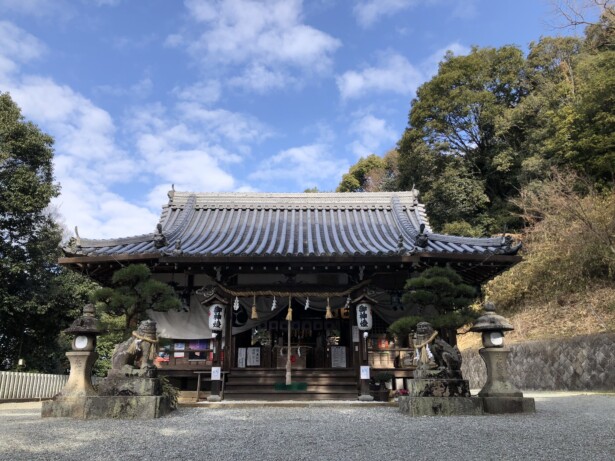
[470,302,535,413]
[42,304,102,418]
[60,303,102,397]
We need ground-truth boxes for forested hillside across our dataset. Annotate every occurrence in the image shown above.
[338,8,615,345]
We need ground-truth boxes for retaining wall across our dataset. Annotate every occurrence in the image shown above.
[462,332,615,391]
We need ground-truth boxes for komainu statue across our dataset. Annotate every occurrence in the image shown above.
[413,321,463,379]
[110,320,159,377]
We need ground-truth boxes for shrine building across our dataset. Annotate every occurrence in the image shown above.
[60,189,521,400]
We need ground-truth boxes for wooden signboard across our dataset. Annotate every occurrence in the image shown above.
[331,346,347,368]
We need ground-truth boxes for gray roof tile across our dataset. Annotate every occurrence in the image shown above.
[65,191,520,258]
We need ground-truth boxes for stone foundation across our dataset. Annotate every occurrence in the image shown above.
[482,396,536,414]
[42,376,173,419]
[42,395,172,419]
[97,377,161,396]
[398,396,484,416]
[408,379,471,397]
[84,395,172,419]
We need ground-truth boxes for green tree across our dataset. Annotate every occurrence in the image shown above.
[401,266,478,345]
[92,264,181,337]
[337,151,399,192]
[0,92,95,372]
[398,46,529,232]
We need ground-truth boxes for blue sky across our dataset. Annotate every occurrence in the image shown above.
[0,0,584,239]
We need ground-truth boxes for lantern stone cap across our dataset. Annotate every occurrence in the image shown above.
[470,301,514,333]
[64,304,103,335]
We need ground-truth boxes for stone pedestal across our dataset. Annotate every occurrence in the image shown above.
[478,348,522,397]
[42,351,98,418]
[61,351,99,397]
[398,396,483,416]
[84,395,172,419]
[478,348,535,414]
[97,376,161,396]
[409,379,471,397]
[42,397,88,418]
[482,396,536,414]
[399,377,482,416]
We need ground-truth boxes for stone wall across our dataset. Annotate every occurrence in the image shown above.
[461,333,615,391]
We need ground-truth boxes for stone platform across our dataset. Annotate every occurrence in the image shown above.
[408,378,471,397]
[398,396,484,416]
[42,376,173,419]
[42,395,172,419]
[97,376,161,396]
[482,396,535,414]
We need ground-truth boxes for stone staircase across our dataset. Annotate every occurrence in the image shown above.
[223,368,359,401]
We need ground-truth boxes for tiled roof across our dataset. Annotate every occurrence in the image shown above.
[64,191,520,258]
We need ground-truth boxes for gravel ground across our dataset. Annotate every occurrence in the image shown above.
[0,394,613,461]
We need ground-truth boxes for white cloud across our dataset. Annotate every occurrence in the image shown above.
[0,21,46,69]
[0,21,159,238]
[348,114,397,157]
[420,42,471,78]
[336,44,469,101]
[94,77,154,99]
[249,144,348,190]
[0,0,72,18]
[173,80,221,105]
[353,0,417,28]
[130,105,249,206]
[173,0,341,90]
[336,52,422,100]
[177,102,272,145]
[452,0,478,19]
[228,64,292,93]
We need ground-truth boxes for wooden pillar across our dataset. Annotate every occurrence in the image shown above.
[209,334,221,399]
[223,301,233,370]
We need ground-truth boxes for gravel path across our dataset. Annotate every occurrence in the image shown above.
[1,394,614,461]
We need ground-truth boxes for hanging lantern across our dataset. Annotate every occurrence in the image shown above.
[352,293,377,331]
[325,297,333,319]
[233,297,240,311]
[251,295,259,320]
[208,303,226,333]
[271,296,277,311]
[356,302,373,331]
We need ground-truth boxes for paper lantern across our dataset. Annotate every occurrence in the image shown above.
[356,302,373,331]
[208,303,226,332]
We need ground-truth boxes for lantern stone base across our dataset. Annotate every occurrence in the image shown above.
[398,396,484,416]
[482,396,535,414]
[408,378,471,397]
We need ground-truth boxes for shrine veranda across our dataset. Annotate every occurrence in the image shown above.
[60,190,520,398]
